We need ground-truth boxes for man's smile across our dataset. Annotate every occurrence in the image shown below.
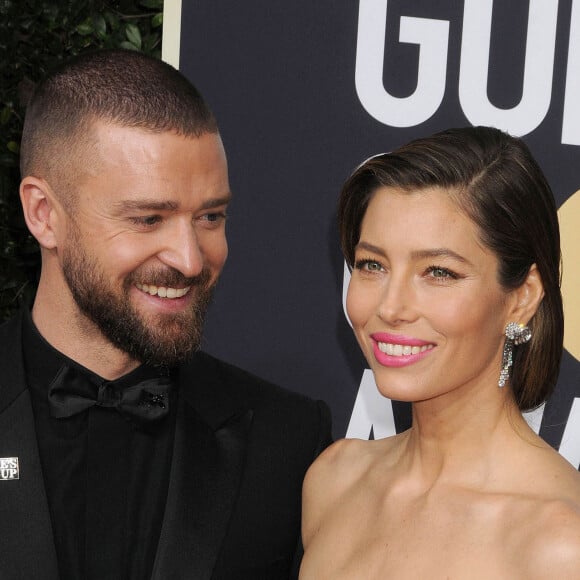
[135,283,191,299]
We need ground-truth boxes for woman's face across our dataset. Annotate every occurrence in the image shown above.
[346,186,518,404]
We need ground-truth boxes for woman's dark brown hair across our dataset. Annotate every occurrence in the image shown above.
[338,126,563,411]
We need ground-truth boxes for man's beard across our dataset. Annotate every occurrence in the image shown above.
[61,234,215,367]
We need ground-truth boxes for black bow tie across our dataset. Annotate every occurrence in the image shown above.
[48,364,173,429]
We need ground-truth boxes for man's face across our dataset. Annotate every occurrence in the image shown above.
[58,123,230,366]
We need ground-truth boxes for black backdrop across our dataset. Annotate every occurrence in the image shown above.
[174,0,580,467]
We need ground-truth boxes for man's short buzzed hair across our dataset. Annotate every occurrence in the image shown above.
[20,49,218,186]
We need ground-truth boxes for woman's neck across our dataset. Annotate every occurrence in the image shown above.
[394,386,539,491]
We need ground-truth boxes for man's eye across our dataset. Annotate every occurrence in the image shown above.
[131,215,161,227]
[200,212,227,224]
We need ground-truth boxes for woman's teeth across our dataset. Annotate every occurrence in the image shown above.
[377,342,433,356]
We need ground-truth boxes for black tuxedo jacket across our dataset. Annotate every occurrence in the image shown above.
[0,313,332,579]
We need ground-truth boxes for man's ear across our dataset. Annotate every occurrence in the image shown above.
[19,176,60,250]
[508,264,545,325]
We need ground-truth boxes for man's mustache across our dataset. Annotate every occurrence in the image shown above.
[128,267,212,289]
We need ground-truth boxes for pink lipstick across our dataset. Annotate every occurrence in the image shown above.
[370,333,435,368]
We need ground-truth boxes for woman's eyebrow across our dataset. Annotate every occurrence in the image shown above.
[410,248,472,265]
[356,242,473,266]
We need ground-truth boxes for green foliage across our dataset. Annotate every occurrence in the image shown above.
[0,0,163,321]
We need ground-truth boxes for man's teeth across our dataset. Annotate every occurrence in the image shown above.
[377,342,433,356]
[135,283,190,299]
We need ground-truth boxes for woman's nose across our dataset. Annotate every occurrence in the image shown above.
[377,275,417,325]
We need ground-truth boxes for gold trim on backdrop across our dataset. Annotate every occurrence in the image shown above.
[559,191,580,362]
[162,0,182,68]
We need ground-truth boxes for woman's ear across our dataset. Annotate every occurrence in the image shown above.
[509,264,545,325]
[19,177,60,250]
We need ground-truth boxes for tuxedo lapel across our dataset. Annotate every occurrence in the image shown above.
[151,354,253,580]
[0,314,59,579]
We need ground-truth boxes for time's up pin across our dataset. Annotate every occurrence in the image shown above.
[0,457,19,480]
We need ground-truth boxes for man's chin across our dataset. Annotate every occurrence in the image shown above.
[124,333,201,367]
[132,321,203,365]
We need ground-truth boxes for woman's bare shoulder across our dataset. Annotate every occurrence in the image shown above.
[303,438,372,496]
[520,495,580,579]
[301,435,402,546]
[506,445,580,578]
[524,442,580,500]
[305,435,401,489]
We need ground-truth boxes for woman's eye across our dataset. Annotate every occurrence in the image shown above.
[426,265,458,279]
[354,259,383,272]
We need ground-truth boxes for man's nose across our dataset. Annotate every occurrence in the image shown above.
[157,220,204,278]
